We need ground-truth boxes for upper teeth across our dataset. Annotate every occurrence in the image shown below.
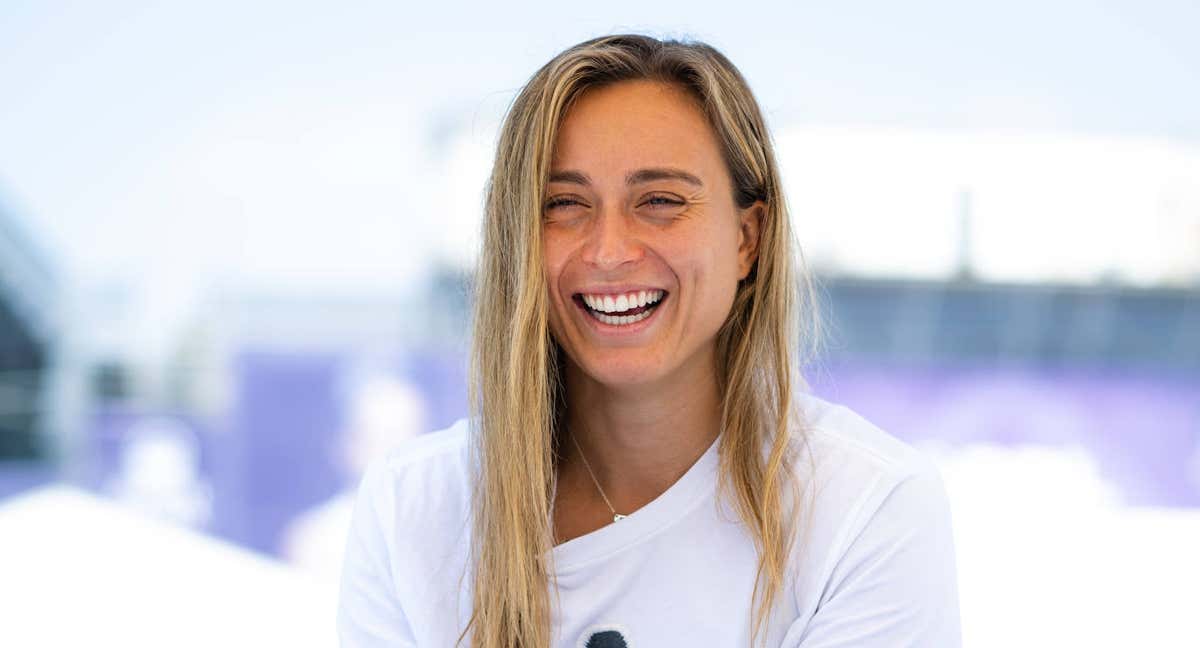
[582,290,664,313]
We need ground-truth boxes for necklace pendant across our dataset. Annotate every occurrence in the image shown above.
[613,513,626,522]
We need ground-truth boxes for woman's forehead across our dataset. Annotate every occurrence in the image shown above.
[551,81,724,186]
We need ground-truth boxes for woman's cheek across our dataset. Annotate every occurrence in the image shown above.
[543,249,576,343]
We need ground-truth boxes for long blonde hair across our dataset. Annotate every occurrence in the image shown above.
[466,33,824,647]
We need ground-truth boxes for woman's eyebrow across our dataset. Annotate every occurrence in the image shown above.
[626,167,703,187]
[547,167,704,187]
[548,169,591,185]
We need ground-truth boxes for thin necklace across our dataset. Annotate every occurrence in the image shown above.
[569,431,627,522]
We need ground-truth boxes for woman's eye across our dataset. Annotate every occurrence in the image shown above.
[642,195,685,208]
[544,197,582,210]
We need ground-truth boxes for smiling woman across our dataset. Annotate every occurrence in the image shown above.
[543,80,760,395]
[337,34,962,648]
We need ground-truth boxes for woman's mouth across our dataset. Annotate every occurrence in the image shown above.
[573,289,667,327]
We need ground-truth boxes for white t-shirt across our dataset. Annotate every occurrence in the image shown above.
[337,392,962,647]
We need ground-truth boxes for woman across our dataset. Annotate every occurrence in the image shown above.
[338,34,961,647]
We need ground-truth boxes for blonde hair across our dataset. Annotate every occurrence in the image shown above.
[465,33,824,647]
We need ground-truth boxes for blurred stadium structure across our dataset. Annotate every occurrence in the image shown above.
[2,3,1199,645]
[0,197,55,464]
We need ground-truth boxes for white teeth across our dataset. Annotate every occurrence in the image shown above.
[591,308,654,326]
[580,289,667,326]
[580,289,666,314]
[578,290,667,319]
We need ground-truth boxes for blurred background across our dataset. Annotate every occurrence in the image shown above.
[1,1,1197,645]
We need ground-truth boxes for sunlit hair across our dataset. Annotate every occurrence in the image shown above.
[465,33,824,647]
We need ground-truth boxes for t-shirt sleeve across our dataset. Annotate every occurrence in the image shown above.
[336,457,419,647]
[788,459,963,647]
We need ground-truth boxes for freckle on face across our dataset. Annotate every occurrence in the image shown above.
[543,79,746,390]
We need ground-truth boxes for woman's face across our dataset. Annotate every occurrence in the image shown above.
[543,79,761,391]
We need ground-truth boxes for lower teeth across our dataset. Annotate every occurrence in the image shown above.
[591,304,657,326]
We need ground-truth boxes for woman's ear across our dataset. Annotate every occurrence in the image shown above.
[737,200,765,280]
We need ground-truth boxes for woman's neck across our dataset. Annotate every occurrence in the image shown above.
[560,346,723,509]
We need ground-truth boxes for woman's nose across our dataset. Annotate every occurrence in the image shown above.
[580,208,642,270]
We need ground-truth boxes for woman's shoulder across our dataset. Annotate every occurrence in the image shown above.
[342,420,477,633]
[353,418,476,534]
[368,417,474,479]
[785,390,951,579]
[791,390,938,485]
[784,392,960,642]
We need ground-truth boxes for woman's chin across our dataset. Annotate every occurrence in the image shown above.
[577,357,669,391]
